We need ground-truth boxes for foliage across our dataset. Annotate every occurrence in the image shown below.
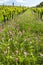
[32,7,43,20]
[0,7,43,65]
[0,6,27,23]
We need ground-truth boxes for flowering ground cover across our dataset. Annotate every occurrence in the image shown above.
[0,8,43,65]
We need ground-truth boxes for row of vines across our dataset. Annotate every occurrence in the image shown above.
[32,7,43,20]
[0,6,27,23]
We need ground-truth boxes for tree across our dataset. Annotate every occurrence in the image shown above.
[36,2,43,7]
[12,2,14,6]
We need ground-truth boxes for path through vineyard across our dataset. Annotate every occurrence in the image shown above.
[0,8,43,65]
[0,9,43,32]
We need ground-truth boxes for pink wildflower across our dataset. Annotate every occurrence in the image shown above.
[4,50,8,54]
[15,50,19,54]
[18,31,22,36]
[40,53,43,57]
[15,58,19,62]
[30,41,32,44]
[24,51,28,57]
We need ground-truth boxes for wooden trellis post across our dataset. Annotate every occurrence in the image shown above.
[12,11,15,19]
[12,13,14,19]
[40,12,43,20]
[3,14,6,22]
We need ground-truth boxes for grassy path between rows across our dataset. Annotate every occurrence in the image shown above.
[0,8,43,65]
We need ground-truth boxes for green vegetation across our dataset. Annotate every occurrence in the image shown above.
[0,6,43,65]
[0,6,27,23]
[32,7,43,20]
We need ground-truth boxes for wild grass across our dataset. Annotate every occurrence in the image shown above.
[0,8,43,65]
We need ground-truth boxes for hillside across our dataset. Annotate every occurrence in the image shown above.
[0,9,43,65]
